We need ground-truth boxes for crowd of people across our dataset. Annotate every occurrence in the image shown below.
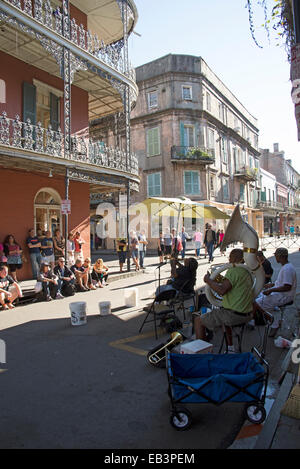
[0,228,110,307]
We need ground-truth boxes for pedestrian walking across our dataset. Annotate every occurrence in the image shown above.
[193,230,202,258]
[138,230,148,269]
[180,226,190,259]
[204,224,217,263]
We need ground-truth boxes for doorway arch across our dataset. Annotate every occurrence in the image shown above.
[34,188,62,235]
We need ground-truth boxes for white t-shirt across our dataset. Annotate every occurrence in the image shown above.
[275,263,297,302]
[138,234,147,252]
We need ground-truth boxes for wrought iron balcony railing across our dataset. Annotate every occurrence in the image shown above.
[171,146,215,163]
[256,200,284,211]
[3,0,136,81]
[234,165,258,181]
[0,112,139,176]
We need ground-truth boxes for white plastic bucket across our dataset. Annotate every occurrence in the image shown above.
[124,288,139,307]
[69,302,87,326]
[99,301,111,316]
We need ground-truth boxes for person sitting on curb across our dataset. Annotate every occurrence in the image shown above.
[0,265,23,309]
[53,257,76,297]
[91,258,109,287]
[253,247,297,337]
[70,259,89,292]
[82,257,96,290]
[194,249,253,352]
[37,263,60,301]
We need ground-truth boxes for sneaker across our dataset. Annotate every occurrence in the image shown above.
[56,292,64,299]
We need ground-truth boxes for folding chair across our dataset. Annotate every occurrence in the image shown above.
[139,288,178,339]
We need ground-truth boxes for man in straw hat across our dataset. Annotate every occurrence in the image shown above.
[253,247,297,337]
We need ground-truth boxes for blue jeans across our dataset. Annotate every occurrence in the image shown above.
[206,242,215,262]
[181,242,186,259]
[139,251,145,268]
[30,252,42,279]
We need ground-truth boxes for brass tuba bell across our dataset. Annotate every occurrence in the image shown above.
[205,205,265,307]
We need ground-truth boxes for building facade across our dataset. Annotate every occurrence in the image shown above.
[129,54,261,240]
[260,143,300,234]
[0,0,139,279]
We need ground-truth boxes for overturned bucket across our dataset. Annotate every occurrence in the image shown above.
[69,302,87,326]
[99,301,111,316]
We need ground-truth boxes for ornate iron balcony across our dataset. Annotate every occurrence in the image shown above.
[0,112,138,175]
[171,146,215,163]
[2,0,136,80]
[256,200,284,211]
[234,165,258,181]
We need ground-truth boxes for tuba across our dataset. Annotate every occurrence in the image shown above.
[205,205,265,307]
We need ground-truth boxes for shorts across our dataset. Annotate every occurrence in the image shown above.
[197,307,252,331]
[164,245,172,255]
[131,249,138,260]
[7,263,22,272]
[118,251,127,264]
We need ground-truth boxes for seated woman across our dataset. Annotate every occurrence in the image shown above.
[3,234,23,282]
[0,265,23,309]
[155,257,198,297]
[37,262,59,301]
[91,258,109,287]
[82,257,97,290]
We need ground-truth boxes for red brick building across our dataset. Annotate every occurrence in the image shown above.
[0,0,139,279]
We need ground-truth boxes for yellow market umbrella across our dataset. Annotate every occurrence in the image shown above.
[142,196,230,220]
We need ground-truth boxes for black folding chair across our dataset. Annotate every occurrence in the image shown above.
[139,288,178,339]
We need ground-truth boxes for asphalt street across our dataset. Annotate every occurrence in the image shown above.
[0,246,299,449]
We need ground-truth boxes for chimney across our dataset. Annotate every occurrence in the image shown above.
[273,143,279,152]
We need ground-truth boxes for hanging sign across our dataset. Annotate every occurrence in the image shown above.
[61,199,71,214]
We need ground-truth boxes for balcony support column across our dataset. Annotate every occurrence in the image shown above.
[62,0,71,160]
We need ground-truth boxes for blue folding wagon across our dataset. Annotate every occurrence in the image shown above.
[167,349,269,430]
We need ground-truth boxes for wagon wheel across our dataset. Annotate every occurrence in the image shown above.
[245,403,266,424]
[170,407,192,431]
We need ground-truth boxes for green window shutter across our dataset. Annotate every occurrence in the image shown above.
[191,171,199,194]
[147,127,160,156]
[180,122,185,147]
[50,93,60,131]
[148,172,161,196]
[23,82,36,125]
[184,171,199,195]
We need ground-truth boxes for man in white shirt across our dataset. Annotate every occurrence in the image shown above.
[254,247,297,336]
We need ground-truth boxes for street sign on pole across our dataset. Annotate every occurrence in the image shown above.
[61,199,71,215]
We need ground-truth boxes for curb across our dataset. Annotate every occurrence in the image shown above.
[254,372,294,449]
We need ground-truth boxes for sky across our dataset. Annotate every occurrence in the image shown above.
[128,0,300,172]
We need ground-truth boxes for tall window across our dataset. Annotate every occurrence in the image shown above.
[183,125,195,147]
[34,188,62,235]
[182,85,192,101]
[184,171,200,195]
[0,79,6,103]
[220,137,228,163]
[206,92,211,112]
[223,178,229,199]
[23,80,62,131]
[240,184,245,202]
[148,90,158,109]
[147,172,161,197]
[146,127,160,157]
[207,128,214,150]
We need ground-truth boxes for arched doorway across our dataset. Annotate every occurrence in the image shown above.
[34,188,62,235]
